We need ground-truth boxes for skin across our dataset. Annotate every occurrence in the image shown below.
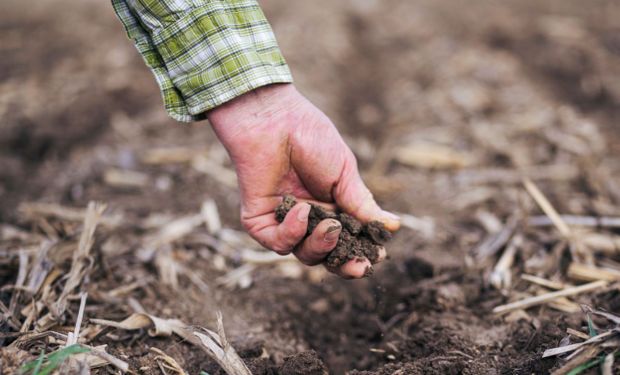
[208,83,400,278]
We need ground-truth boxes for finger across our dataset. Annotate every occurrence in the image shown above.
[336,257,373,279]
[245,202,311,254]
[295,198,337,213]
[333,156,401,232]
[294,219,341,265]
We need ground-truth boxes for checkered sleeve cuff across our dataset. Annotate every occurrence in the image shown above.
[112,0,293,122]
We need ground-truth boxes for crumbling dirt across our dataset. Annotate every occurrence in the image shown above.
[190,342,328,375]
[279,351,328,375]
[275,195,391,269]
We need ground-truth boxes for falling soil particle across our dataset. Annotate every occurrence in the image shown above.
[279,350,328,375]
[275,195,392,270]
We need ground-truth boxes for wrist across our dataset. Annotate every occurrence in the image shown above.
[207,83,299,131]
[207,83,303,161]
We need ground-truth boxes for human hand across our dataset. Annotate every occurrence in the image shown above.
[208,84,400,278]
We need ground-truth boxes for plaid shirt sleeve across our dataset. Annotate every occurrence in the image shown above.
[111,0,293,122]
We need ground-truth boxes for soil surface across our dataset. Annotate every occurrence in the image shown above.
[1,0,620,374]
[275,195,391,270]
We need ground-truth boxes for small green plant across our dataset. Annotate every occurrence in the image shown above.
[586,314,597,337]
[20,344,90,375]
[567,357,602,375]
[567,351,619,375]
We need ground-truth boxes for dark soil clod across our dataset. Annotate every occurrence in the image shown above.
[275,195,392,270]
[275,195,297,223]
[278,350,328,375]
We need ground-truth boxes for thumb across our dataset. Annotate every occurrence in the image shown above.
[333,157,401,232]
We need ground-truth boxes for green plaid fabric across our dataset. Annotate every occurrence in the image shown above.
[111,0,293,122]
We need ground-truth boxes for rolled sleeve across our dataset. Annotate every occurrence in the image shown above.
[112,0,293,122]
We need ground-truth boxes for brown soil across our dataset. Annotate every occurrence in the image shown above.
[279,351,328,375]
[275,195,391,270]
[1,0,619,374]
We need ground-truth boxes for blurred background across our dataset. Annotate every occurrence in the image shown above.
[1,0,620,374]
[1,0,619,220]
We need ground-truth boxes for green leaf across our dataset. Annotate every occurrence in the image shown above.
[26,351,45,375]
[20,345,90,375]
[566,357,602,375]
[586,314,597,337]
[566,351,620,375]
[19,351,45,374]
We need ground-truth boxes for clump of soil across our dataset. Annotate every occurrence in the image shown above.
[275,195,392,271]
[279,350,328,375]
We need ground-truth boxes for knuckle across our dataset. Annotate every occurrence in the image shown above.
[279,227,304,247]
[271,245,292,255]
[273,236,300,255]
[241,219,253,232]
[296,255,314,266]
[241,217,262,236]
[294,242,322,266]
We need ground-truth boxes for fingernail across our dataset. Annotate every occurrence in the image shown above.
[381,210,400,221]
[324,222,341,242]
[297,203,311,222]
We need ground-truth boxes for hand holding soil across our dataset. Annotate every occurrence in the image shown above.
[208,83,400,278]
[276,195,392,276]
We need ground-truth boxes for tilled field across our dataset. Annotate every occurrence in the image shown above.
[1,0,620,374]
